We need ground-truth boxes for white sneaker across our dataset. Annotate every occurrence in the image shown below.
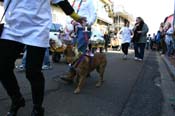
[134,57,138,60]
[138,58,143,61]
[86,51,94,57]
[89,52,94,57]
[42,65,52,70]
[123,55,127,60]
[68,63,72,66]
[16,65,25,71]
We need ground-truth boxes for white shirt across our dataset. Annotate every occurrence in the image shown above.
[119,26,132,44]
[1,0,63,48]
[66,0,97,31]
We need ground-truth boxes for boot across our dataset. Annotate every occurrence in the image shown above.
[31,106,44,116]
[6,97,25,116]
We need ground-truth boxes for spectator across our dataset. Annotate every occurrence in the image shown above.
[132,17,149,61]
[158,22,166,54]
[146,34,151,50]
[119,20,133,59]
[164,22,174,56]
[104,31,110,52]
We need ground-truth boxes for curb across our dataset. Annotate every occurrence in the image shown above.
[161,55,175,81]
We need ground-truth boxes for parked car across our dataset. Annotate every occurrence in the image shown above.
[49,23,62,41]
[110,34,121,51]
[89,29,105,52]
[49,23,64,62]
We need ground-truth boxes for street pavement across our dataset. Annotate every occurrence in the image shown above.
[0,49,175,116]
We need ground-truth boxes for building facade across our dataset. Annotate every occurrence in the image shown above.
[113,4,134,33]
[95,0,114,33]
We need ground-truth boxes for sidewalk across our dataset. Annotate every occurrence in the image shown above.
[162,55,175,80]
[160,54,175,116]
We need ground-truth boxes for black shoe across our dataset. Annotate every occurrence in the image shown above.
[60,77,73,84]
[6,97,25,116]
[31,107,44,116]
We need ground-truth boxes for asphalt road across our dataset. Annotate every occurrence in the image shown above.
[0,49,165,116]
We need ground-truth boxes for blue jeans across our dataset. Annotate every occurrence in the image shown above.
[76,28,91,53]
[43,48,50,65]
[134,43,146,59]
[21,48,27,68]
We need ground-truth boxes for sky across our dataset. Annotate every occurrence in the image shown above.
[111,0,174,34]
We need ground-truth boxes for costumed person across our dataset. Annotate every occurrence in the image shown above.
[60,0,97,82]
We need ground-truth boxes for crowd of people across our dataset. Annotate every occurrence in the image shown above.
[146,22,175,58]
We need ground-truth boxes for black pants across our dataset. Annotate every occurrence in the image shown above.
[121,43,130,55]
[0,39,46,107]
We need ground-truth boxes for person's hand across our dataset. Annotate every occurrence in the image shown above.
[76,16,87,25]
[71,20,79,26]
[70,12,86,25]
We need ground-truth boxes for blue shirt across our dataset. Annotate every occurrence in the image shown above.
[1,0,63,47]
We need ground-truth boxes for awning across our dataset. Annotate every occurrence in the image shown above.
[97,16,113,25]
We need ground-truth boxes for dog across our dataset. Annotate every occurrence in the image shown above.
[64,44,75,64]
[61,52,107,94]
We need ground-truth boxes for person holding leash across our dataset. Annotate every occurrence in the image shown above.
[60,0,97,83]
[0,0,86,116]
[66,0,97,55]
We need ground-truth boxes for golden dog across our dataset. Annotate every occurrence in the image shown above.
[64,44,75,64]
[62,52,107,94]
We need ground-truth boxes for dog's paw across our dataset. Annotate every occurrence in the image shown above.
[74,88,80,94]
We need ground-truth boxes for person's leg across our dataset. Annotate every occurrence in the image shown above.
[43,48,50,66]
[125,43,130,55]
[21,48,27,67]
[139,43,146,60]
[166,43,172,56]
[25,45,46,115]
[0,39,25,115]
[161,39,167,54]
[134,43,139,58]
[121,43,125,55]
[42,48,52,70]
[77,28,88,54]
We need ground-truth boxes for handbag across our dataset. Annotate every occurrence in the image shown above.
[0,0,11,37]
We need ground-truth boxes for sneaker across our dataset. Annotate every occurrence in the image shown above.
[89,52,94,57]
[68,63,72,67]
[16,65,25,71]
[134,57,138,61]
[137,58,143,61]
[123,55,127,60]
[86,51,94,57]
[42,65,52,70]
